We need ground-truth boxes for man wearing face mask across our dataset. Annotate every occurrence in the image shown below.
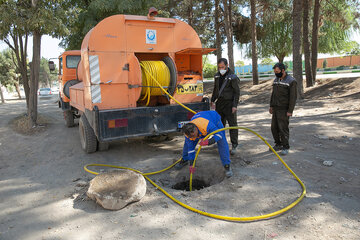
[211,58,240,155]
[269,63,297,155]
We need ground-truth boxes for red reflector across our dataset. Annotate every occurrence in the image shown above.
[115,119,128,127]
[110,118,128,128]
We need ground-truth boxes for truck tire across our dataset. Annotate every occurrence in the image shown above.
[64,110,74,127]
[98,141,109,151]
[79,115,97,153]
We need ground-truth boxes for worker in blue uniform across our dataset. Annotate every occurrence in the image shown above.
[175,110,233,178]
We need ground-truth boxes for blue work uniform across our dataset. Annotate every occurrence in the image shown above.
[182,110,231,166]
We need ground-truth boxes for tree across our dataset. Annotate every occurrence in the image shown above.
[0,49,22,100]
[311,0,321,84]
[0,0,70,127]
[203,56,218,78]
[303,0,313,87]
[0,82,4,103]
[235,60,245,66]
[247,1,293,63]
[323,59,328,68]
[293,0,304,99]
[214,0,223,61]
[260,58,274,65]
[39,57,57,88]
[0,1,31,106]
[312,0,360,81]
[61,0,216,50]
[250,0,259,85]
[222,0,235,70]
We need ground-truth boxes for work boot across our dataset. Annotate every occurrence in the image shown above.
[280,148,289,156]
[269,144,282,152]
[224,164,233,178]
[174,158,189,170]
[230,144,238,155]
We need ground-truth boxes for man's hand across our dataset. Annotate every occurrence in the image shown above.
[211,102,215,110]
[232,107,237,114]
[269,107,273,114]
[199,138,215,146]
[287,112,292,117]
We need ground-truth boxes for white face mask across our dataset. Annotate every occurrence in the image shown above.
[219,69,227,75]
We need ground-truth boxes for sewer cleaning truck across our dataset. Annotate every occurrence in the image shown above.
[52,10,214,153]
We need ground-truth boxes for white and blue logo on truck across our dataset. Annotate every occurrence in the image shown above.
[146,29,156,44]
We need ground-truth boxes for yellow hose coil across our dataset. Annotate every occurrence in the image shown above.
[84,61,306,222]
[140,61,171,106]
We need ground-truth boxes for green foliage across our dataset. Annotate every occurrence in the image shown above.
[246,0,293,62]
[317,0,359,54]
[61,0,175,50]
[235,60,245,67]
[0,0,70,38]
[39,58,57,87]
[0,49,19,87]
[322,59,328,68]
[203,56,217,78]
[260,58,274,65]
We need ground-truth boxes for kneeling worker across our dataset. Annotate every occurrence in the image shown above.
[175,110,233,178]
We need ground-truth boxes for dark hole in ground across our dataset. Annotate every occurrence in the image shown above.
[172,179,210,191]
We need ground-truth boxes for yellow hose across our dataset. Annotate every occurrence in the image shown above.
[84,61,306,222]
[140,61,171,106]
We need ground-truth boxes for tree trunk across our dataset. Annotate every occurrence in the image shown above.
[0,83,5,103]
[311,0,321,84]
[28,31,41,127]
[293,0,304,99]
[6,32,29,107]
[222,0,235,71]
[276,55,285,63]
[188,0,194,27]
[214,0,222,61]
[250,0,259,85]
[303,0,313,87]
[20,34,30,107]
[14,81,21,99]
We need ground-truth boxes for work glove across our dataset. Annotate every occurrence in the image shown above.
[199,138,215,146]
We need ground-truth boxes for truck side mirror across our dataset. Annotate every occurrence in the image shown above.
[48,61,55,71]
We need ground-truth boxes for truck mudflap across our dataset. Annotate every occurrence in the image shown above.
[97,102,209,141]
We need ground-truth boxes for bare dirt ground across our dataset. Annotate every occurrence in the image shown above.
[0,77,359,240]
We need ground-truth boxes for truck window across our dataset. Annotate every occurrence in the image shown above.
[66,55,81,69]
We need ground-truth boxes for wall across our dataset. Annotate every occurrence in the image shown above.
[317,55,360,68]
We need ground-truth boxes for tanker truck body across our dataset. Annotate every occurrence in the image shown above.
[63,14,214,153]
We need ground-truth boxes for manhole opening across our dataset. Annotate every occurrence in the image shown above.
[172,179,210,191]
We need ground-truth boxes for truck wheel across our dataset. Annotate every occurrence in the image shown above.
[79,115,97,153]
[98,141,109,151]
[64,110,74,127]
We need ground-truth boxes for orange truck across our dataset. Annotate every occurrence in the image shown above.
[51,12,214,153]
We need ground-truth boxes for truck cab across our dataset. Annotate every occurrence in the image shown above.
[56,50,81,126]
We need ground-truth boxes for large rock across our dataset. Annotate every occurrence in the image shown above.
[87,170,146,210]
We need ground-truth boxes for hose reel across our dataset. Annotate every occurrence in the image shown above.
[139,57,177,105]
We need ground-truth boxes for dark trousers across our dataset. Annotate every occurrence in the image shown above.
[271,109,290,149]
[215,99,238,146]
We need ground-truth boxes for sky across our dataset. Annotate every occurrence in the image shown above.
[1,30,359,67]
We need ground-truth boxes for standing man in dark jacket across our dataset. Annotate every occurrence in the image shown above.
[269,63,297,155]
[211,58,240,155]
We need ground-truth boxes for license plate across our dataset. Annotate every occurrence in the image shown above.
[176,82,203,95]
[178,121,190,129]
